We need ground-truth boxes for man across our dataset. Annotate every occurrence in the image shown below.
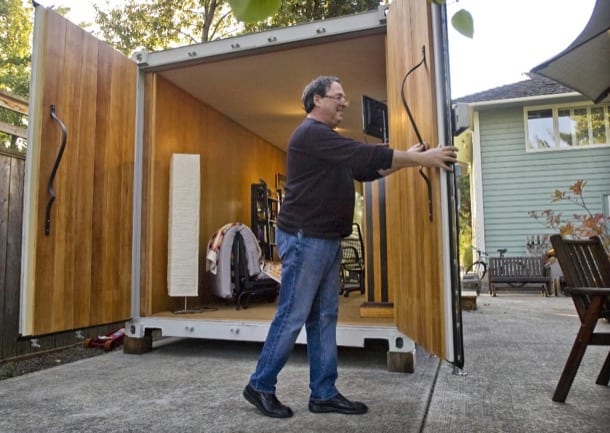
[244,76,457,418]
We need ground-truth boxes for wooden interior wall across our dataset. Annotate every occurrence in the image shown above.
[363,180,393,305]
[141,75,286,315]
[359,38,394,318]
[385,0,447,358]
[25,9,135,335]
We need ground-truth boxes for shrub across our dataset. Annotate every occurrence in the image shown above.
[528,180,610,254]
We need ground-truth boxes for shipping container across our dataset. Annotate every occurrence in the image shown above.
[20,0,463,372]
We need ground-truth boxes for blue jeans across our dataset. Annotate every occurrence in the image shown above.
[249,228,341,400]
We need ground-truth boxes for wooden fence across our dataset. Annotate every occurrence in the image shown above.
[1,92,120,362]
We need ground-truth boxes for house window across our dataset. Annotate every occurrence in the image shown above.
[525,103,610,151]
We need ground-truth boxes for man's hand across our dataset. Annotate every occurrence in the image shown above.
[381,144,459,176]
[416,144,458,171]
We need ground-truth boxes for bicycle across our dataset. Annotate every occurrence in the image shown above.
[465,246,489,280]
[465,247,525,281]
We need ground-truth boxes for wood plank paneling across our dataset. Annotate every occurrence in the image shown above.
[0,154,93,361]
[141,76,286,315]
[0,112,121,362]
[90,40,136,325]
[23,8,135,335]
[144,75,206,314]
[0,156,10,319]
[1,154,25,359]
[385,0,447,358]
[6,157,24,356]
[0,90,28,115]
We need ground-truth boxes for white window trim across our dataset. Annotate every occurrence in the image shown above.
[470,111,486,257]
[524,101,610,153]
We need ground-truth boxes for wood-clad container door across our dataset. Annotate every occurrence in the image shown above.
[20,7,136,336]
[385,0,463,366]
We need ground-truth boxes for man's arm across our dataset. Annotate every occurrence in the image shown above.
[378,143,458,176]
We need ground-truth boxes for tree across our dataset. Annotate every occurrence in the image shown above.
[93,0,237,55]
[529,180,610,254]
[241,0,381,32]
[234,0,473,38]
[0,0,31,97]
[93,0,384,55]
[94,0,473,56]
[457,170,472,268]
[0,0,32,153]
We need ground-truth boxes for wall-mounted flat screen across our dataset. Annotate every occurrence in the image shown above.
[362,95,388,141]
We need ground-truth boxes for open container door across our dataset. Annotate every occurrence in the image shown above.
[385,0,463,367]
[20,6,136,336]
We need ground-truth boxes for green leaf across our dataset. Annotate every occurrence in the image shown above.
[451,9,474,39]
[228,0,282,23]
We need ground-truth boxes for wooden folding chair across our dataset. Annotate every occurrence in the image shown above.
[549,234,610,402]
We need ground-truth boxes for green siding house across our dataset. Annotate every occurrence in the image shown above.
[454,74,610,263]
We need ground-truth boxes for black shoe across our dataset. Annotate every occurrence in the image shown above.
[309,393,368,415]
[243,384,293,418]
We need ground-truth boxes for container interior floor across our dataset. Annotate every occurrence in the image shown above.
[151,293,393,327]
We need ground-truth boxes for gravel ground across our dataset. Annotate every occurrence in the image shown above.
[0,345,108,381]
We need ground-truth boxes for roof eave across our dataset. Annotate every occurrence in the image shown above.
[463,91,583,110]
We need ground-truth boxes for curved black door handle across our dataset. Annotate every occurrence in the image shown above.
[45,104,67,235]
[400,46,433,222]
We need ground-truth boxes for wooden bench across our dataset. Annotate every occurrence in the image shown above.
[488,256,552,296]
[549,234,610,402]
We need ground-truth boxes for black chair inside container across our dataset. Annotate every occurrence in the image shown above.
[340,223,365,297]
[231,231,279,310]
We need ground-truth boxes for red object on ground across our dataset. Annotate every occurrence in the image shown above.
[83,328,125,351]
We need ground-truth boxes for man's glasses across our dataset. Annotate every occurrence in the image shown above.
[323,94,349,104]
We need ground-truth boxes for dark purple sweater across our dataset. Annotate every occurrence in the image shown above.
[277,118,394,238]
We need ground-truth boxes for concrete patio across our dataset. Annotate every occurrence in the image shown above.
[1,292,608,433]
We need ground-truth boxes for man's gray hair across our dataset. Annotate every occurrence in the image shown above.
[302,76,340,113]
